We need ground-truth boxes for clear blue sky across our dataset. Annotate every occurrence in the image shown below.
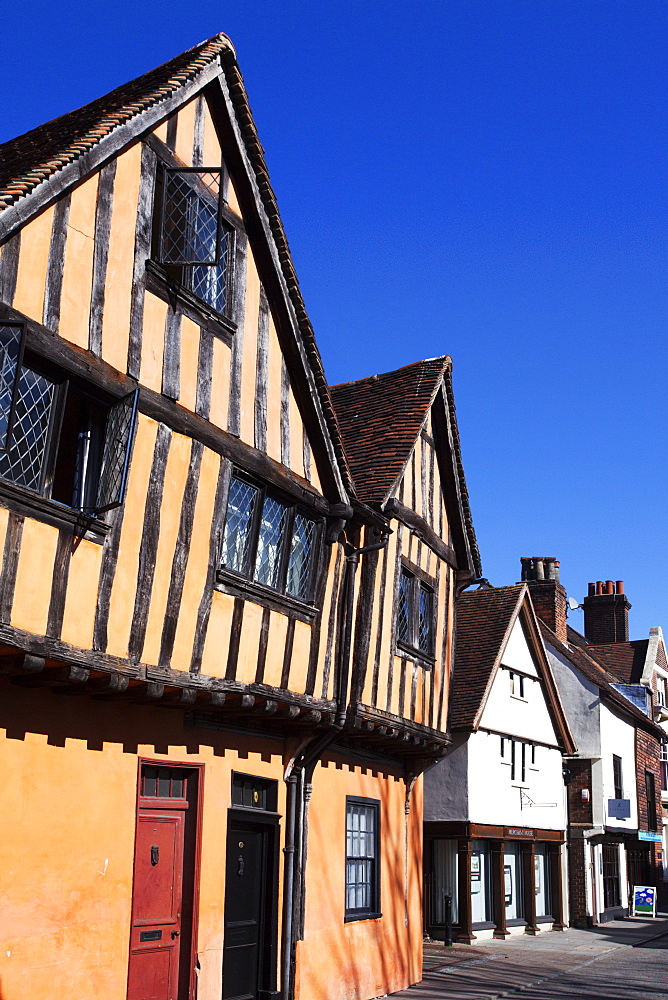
[3,1,667,637]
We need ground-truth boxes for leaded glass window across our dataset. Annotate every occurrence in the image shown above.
[0,337,136,515]
[160,169,222,265]
[396,566,435,658]
[219,473,319,602]
[254,496,288,588]
[345,798,379,918]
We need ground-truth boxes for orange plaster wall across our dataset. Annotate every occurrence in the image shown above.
[105,415,159,658]
[262,611,289,688]
[202,100,222,167]
[374,528,399,712]
[175,100,196,166]
[10,519,59,635]
[296,761,423,1000]
[170,447,221,672]
[200,590,236,678]
[179,316,201,412]
[12,204,55,323]
[235,600,263,684]
[101,142,142,373]
[209,335,232,430]
[289,620,311,694]
[314,544,340,700]
[239,248,261,445]
[140,291,167,392]
[60,538,104,650]
[265,318,283,462]
[141,431,192,665]
[59,174,99,348]
[0,683,287,1000]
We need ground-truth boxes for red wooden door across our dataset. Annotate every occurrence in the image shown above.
[127,770,190,1000]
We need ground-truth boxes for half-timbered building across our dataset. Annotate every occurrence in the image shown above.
[0,37,481,1000]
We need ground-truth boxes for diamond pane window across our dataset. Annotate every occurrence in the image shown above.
[254,496,288,589]
[345,799,379,918]
[95,390,138,513]
[219,473,320,601]
[397,570,410,643]
[192,226,230,314]
[286,514,316,600]
[0,324,25,453]
[397,567,435,658]
[418,583,433,653]
[221,478,258,574]
[160,169,222,265]
[0,367,55,491]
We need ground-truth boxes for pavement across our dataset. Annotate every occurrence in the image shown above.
[387,915,668,999]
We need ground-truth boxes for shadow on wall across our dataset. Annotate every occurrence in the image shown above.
[297,759,423,1000]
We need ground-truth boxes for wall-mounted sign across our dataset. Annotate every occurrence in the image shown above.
[607,798,631,819]
[504,828,535,839]
[504,865,513,906]
[638,831,662,843]
[471,853,481,892]
[632,885,656,917]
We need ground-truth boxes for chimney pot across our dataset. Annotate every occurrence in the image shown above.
[583,577,631,643]
[606,580,614,595]
[588,582,595,596]
[596,581,604,595]
[535,559,545,581]
[616,581,624,595]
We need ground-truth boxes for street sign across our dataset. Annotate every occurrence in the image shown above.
[632,886,656,917]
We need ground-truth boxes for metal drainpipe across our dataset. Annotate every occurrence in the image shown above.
[282,771,298,1000]
[281,529,389,1000]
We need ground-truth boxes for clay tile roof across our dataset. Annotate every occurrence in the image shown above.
[448,585,524,730]
[330,357,450,505]
[0,34,233,212]
[587,640,649,684]
[539,622,665,739]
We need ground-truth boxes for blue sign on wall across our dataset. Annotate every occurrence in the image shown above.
[638,831,662,843]
[607,798,631,819]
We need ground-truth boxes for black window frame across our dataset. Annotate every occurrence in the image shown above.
[612,754,624,800]
[0,326,137,520]
[152,160,237,323]
[396,562,436,662]
[509,670,526,699]
[217,470,322,608]
[645,770,657,832]
[345,796,381,922]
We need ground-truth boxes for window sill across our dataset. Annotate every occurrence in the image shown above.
[216,570,319,623]
[344,912,382,923]
[0,479,110,542]
[145,259,236,344]
[396,642,435,668]
[510,694,528,703]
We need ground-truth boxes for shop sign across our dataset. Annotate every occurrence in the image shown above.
[607,798,631,819]
[504,828,535,839]
[471,853,481,892]
[632,885,656,917]
[638,831,662,843]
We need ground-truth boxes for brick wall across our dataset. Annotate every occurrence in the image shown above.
[567,759,593,826]
[634,728,666,908]
[567,837,589,927]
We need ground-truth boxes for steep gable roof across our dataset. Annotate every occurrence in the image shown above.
[449,584,574,750]
[330,357,481,574]
[540,622,665,740]
[0,35,355,502]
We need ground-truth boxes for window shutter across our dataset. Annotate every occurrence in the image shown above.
[0,323,26,453]
[160,169,222,265]
[94,389,138,513]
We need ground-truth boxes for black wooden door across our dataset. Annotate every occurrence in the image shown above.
[222,819,270,1000]
[602,844,621,909]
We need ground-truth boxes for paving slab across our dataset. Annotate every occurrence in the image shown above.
[386,916,668,1000]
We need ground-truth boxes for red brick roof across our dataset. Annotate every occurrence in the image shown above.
[449,585,523,730]
[0,36,355,498]
[330,357,448,504]
[0,36,233,212]
[330,358,481,573]
[587,640,649,684]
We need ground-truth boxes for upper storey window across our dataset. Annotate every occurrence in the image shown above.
[0,323,137,514]
[155,167,232,317]
[220,474,318,603]
[397,566,435,659]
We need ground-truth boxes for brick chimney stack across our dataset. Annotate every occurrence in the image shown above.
[519,557,568,643]
[583,580,631,644]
